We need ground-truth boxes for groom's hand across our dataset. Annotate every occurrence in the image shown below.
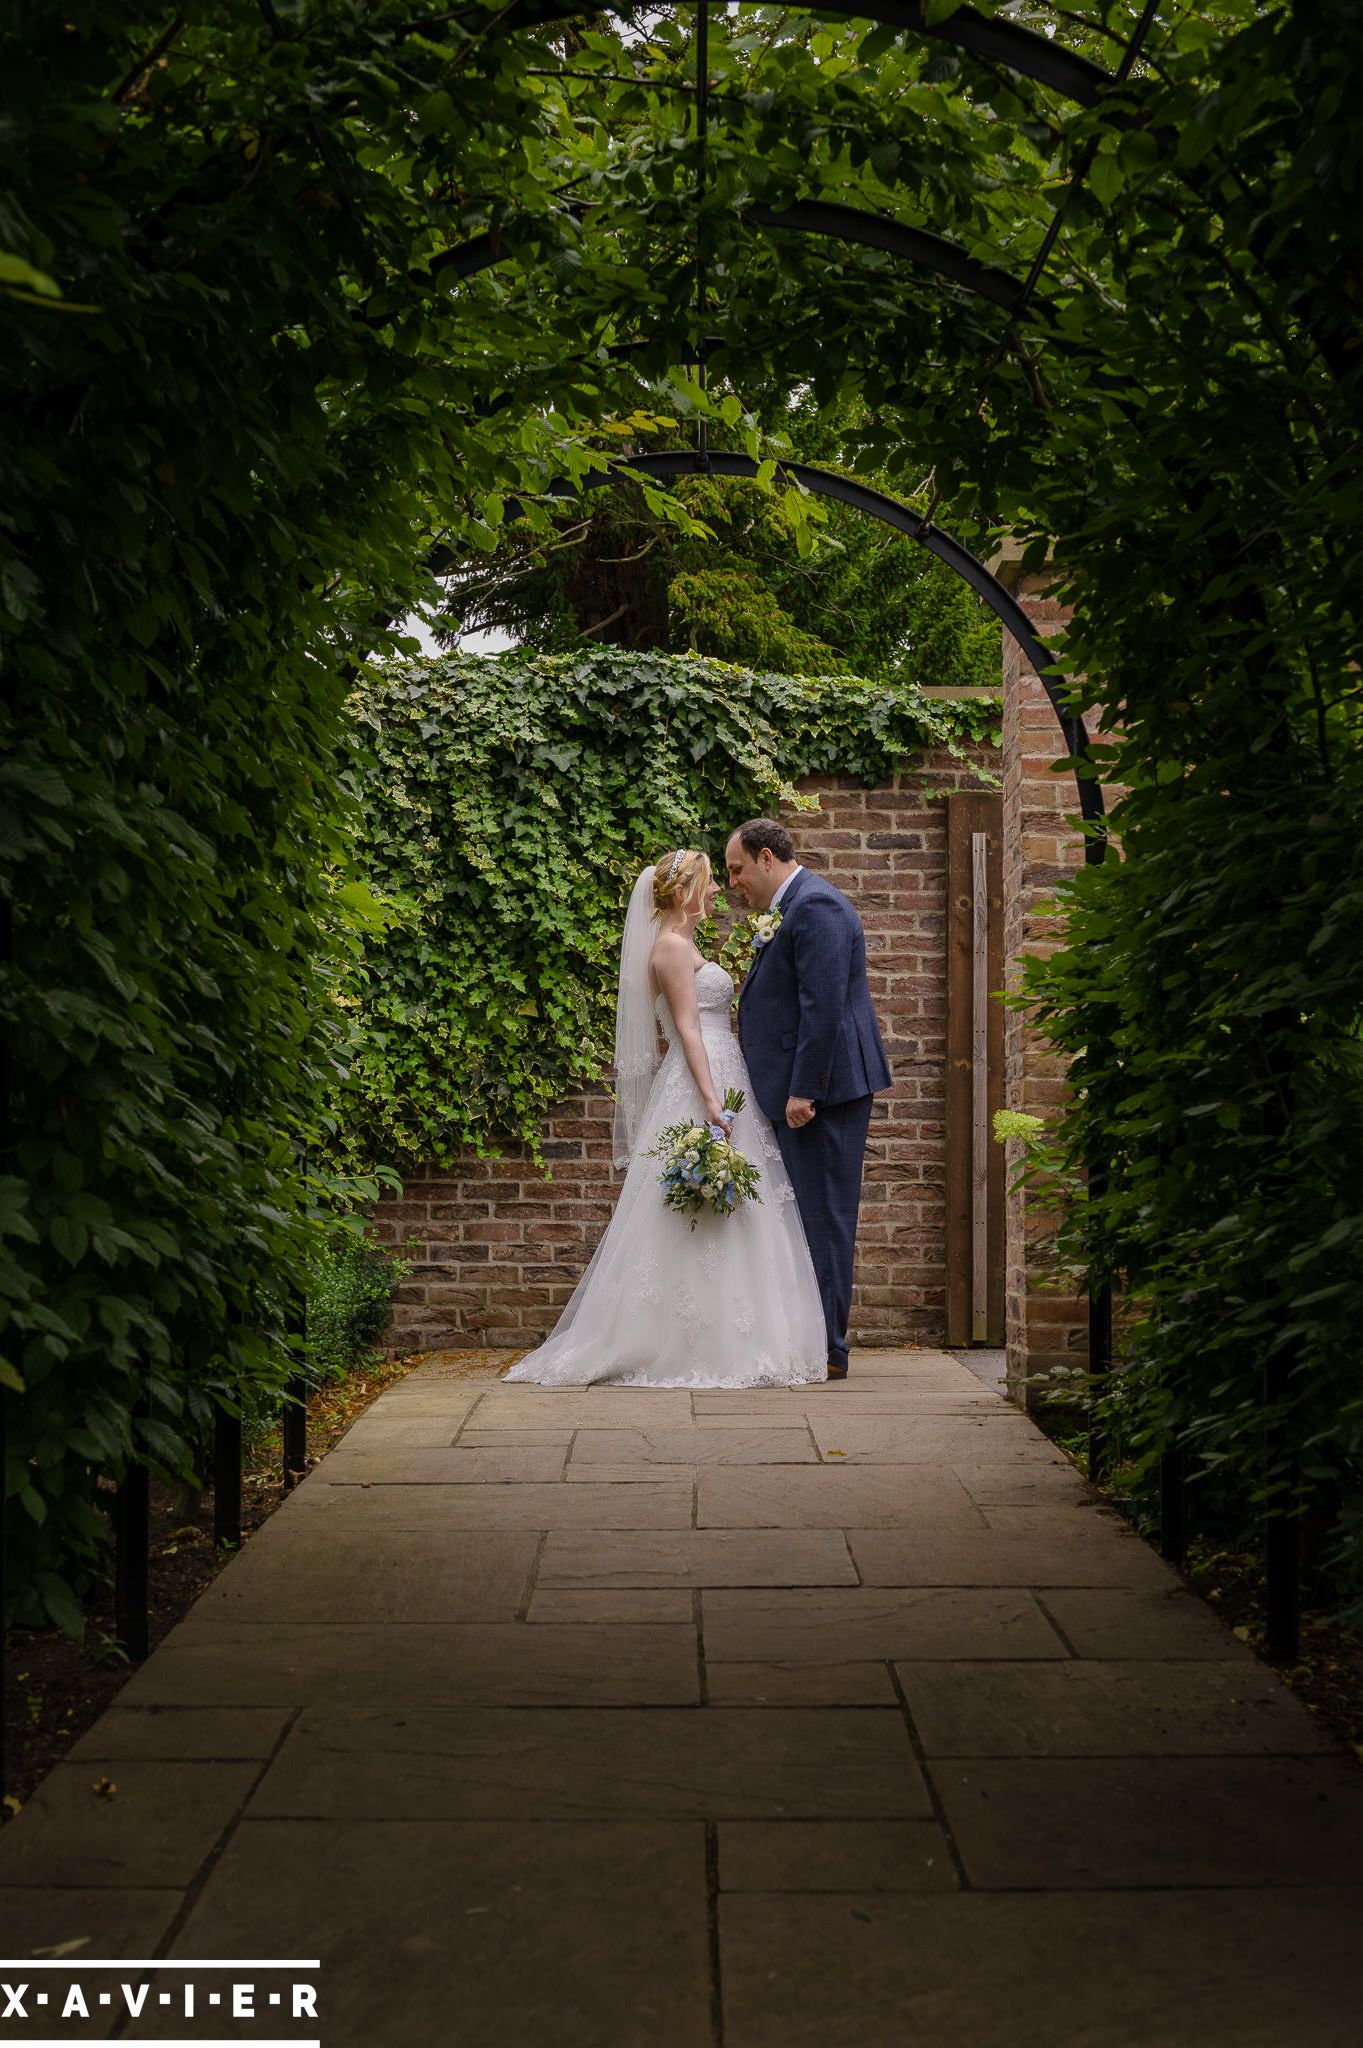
[785,1096,816,1128]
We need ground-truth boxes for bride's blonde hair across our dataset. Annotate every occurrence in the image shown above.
[653,848,711,920]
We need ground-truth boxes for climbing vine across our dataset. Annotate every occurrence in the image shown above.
[336,647,995,1167]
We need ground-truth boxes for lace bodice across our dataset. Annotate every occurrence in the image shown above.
[655,961,735,1046]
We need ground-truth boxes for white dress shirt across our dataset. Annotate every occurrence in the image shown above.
[769,864,804,913]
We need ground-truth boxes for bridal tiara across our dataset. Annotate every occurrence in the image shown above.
[666,848,688,882]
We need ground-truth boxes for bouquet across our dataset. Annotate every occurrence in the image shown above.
[647,1088,763,1229]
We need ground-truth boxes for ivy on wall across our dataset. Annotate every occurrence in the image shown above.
[336,648,996,1167]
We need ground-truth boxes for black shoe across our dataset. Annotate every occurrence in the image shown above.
[826,1360,848,1381]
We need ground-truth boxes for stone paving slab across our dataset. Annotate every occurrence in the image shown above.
[0,1886,186,1986]
[66,1706,294,1761]
[933,1756,1363,1888]
[719,1888,1363,2048]
[0,1760,261,1889]
[568,1427,820,1465]
[847,1523,1171,1588]
[468,1389,697,1426]
[526,1587,696,1625]
[187,1526,540,1625]
[453,1426,579,1447]
[123,1820,712,2047]
[952,1458,1096,1507]
[246,1707,929,1821]
[718,1820,959,1892]
[343,1386,485,1415]
[1040,1584,1257,1659]
[331,1411,467,1447]
[809,1416,1066,1463]
[118,1622,699,1707]
[703,1588,1066,1663]
[706,1662,900,1706]
[698,1465,986,1528]
[686,1409,820,1430]
[693,1389,1000,1417]
[896,1659,1334,1756]
[282,1476,694,1529]
[308,1444,568,1483]
[539,1528,859,1588]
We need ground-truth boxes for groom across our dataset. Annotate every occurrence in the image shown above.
[727,819,892,1381]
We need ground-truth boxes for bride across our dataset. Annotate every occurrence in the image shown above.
[504,848,828,1389]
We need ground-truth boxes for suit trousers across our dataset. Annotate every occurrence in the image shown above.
[774,1093,874,1373]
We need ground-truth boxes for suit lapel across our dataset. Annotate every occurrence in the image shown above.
[738,869,809,1005]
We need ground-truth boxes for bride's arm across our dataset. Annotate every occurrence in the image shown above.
[652,936,725,1126]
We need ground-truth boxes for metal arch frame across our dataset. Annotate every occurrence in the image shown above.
[484,0,1115,107]
[427,450,1104,829]
[749,201,1046,314]
[411,197,1043,315]
[413,0,1125,313]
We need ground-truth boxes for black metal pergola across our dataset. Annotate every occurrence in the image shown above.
[5,0,1306,1815]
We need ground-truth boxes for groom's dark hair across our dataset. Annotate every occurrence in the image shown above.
[736,818,796,863]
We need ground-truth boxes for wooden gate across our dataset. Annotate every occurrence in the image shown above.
[945,790,1005,1345]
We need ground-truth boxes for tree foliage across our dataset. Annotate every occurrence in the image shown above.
[0,0,713,1630]
[435,396,1001,686]
[338,648,994,1167]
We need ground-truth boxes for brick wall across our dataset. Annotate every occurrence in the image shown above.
[375,741,1000,1356]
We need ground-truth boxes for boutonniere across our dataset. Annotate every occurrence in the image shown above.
[719,904,783,991]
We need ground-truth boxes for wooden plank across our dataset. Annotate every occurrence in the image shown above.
[971,831,990,1341]
[944,795,974,1346]
[985,806,1006,1345]
[944,792,1007,1349]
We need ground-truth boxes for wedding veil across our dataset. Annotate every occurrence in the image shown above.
[612,863,662,1169]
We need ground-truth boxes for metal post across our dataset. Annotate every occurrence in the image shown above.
[0,892,11,1797]
[213,1403,242,1551]
[970,832,990,1342]
[282,1381,307,1489]
[1265,1512,1300,1664]
[0,1384,8,1802]
[1159,1443,1188,1565]
[1264,1345,1299,1662]
[114,1390,150,1662]
[282,1288,308,1494]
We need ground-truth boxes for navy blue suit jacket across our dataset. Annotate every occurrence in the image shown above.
[736,867,893,1124]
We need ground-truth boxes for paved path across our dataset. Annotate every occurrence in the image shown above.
[3,1348,1362,2045]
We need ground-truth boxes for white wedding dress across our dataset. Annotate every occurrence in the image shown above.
[504,960,828,1388]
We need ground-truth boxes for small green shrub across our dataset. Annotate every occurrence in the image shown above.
[305,1226,414,1384]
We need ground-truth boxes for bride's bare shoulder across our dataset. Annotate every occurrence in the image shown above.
[650,928,696,995]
